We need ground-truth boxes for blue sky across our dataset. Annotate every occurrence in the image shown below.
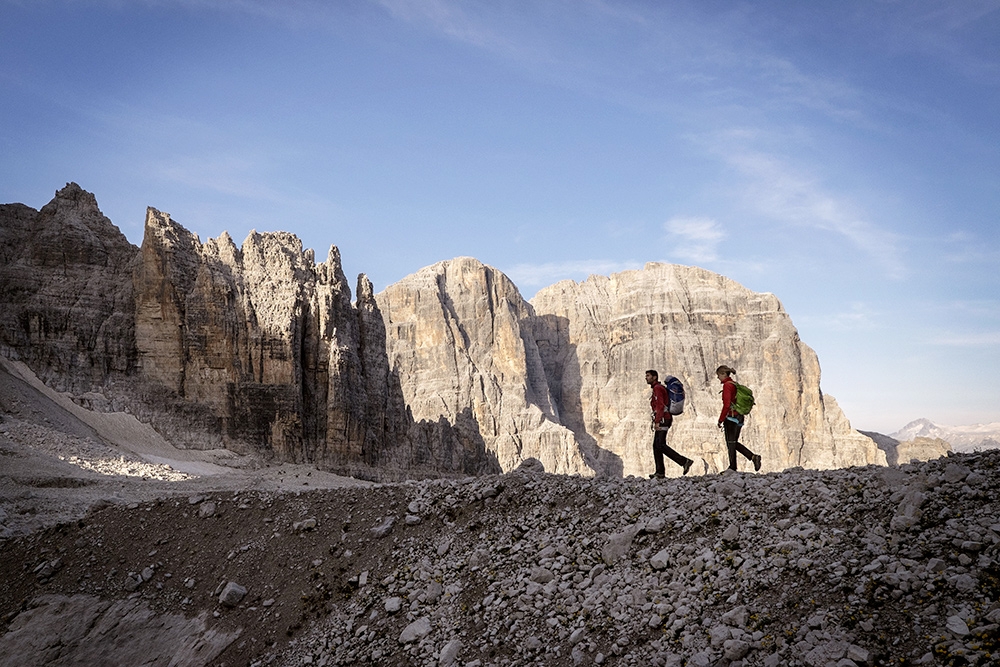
[2,0,998,434]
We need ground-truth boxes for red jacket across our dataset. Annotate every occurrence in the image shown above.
[719,377,739,423]
[650,383,672,426]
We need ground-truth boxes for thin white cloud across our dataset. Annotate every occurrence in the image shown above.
[927,331,1000,347]
[750,55,865,123]
[504,259,642,289]
[57,0,878,134]
[82,100,336,215]
[888,0,1000,84]
[158,155,266,198]
[664,216,724,263]
[373,0,542,63]
[916,0,1000,30]
[797,304,880,332]
[707,139,907,279]
[941,230,1000,264]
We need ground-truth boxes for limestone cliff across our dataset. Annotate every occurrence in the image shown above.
[2,185,885,480]
[375,258,589,476]
[526,263,885,476]
[0,183,136,390]
[372,259,881,477]
[123,203,492,477]
[0,185,498,479]
[132,206,400,469]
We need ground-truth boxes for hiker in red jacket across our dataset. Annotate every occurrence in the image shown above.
[717,365,761,472]
[646,370,693,478]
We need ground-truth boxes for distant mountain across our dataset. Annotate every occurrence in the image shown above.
[890,418,1000,453]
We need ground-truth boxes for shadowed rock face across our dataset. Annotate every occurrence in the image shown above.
[0,183,137,390]
[1,185,882,479]
[131,205,429,474]
[0,185,490,479]
[862,430,951,467]
[133,206,340,457]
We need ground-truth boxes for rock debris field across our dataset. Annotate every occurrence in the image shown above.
[2,436,999,667]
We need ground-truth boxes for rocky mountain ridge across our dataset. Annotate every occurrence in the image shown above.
[1,183,886,479]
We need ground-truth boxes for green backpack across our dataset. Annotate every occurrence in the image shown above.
[733,383,755,416]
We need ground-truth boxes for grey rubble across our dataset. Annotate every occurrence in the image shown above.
[280,451,1000,667]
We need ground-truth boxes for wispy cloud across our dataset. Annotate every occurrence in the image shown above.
[750,55,865,123]
[504,259,642,290]
[70,0,881,147]
[703,136,907,279]
[927,331,1000,347]
[83,99,336,216]
[887,0,1000,84]
[797,303,880,332]
[156,153,292,205]
[373,0,542,63]
[664,216,724,263]
[367,1,871,127]
[940,230,1000,264]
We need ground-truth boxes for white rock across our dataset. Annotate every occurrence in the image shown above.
[650,548,671,570]
[602,524,641,565]
[723,639,750,660]
[438,638,462,666]
[399,616,432,644]
[946,615,969,636]
[721,605,747,628]
[371,516,396,538]
[529,567,555,584]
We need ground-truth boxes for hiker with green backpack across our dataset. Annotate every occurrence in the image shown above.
[716,365,762,473]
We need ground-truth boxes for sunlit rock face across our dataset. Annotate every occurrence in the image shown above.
[373,259,881,478]
[527,263,885,476]
[376,258,590,476]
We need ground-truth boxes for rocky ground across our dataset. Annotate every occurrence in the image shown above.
[1,360,999,666]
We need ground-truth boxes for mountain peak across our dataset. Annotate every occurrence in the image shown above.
[891,418,1000,453]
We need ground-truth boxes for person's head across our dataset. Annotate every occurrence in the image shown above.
[645,370,658,386]
[715,365,735,381]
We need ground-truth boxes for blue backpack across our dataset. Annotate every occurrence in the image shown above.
[662,376,685,415]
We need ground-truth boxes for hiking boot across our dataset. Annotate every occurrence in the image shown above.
[752,454,762,472]
[649,472,665,479]
[682,459,693,476]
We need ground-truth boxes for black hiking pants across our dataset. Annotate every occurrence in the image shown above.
[652,426,690,475]
[723,418,756,470]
